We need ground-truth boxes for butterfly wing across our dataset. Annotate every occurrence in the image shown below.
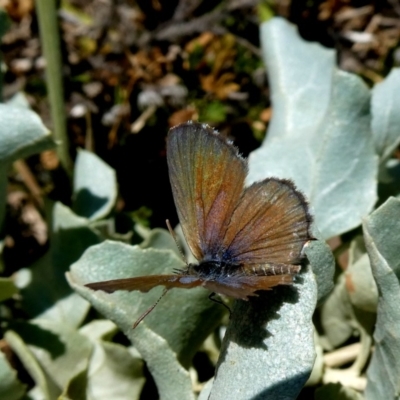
[167,122,246,261]
[86,274,205,293]
[86,272,295,301]
[221,178,312,269]
[204,274,295,300]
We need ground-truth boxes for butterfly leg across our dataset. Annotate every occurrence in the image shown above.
[209,292,232,318]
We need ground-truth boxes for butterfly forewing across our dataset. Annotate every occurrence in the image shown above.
[167,122,247,261]
[86,275,205,293]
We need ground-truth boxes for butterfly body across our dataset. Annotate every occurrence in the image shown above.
[86,121,313,321]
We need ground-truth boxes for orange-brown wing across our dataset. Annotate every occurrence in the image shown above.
[204,274,295,300]
[86,275,204,293]
[167,121,246,261]
[86,272,295,301]
[221,178,312,267]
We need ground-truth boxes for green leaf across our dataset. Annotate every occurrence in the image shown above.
[250,18,378,240]
[0,104,54,162]
[83,341,145,400]
[15,202,101,327]
[208,265,317,399]
[315,382,364,399]
[68,240,225,399]
[79,319,118,342]
[73,149,117,221]
[348,235,367,266]
[364,197,400,399]
[59,369,87,400]
[0,277,18,302]
[0,103,54,229]
[371,68,400,164]
[320,275,374,372]
[7,92,31,108]
[5,330,60,400]
[0,351,26,400]
[320,275,354,349]
[345,253,378,313]
[305,239,335,305]
[139,227,181,257]
[307,330,324,386]
[9,320,93,391]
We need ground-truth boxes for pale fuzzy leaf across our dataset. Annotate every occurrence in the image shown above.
[249,18,377,240]
[73,149,117,221]
[0,351,26,400]
[0,104,54,162]
[68,240,225,399]
[85,342,145,400]
[79,320,118,341]
[208,266,317,399]
[10,320,93,390]
[320,275,354,350]
[0,103,54,229]
[5,330,60,400]
[305,239,335,305]
[371,68,400,163]
[345,253,378,313]
[15,202,101,327]
[364,197,400,399]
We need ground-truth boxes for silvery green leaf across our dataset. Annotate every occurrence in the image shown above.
[364,197,400,399]
[84,341,145,400]
[305,239,335,304]
[0,350,26,400]
[345,253,378,313]
[79,319,118,341]
[0,103,54,229]
[73,149,117,221]
[320,275,354,349]
[9,320,92,390]
[0,104,53,162]
[249,18,378,240]
[15,202,101,327]
[69,240,225,399]
[209,265,317,399]
[5,330,60,400]
[371,68,400,163]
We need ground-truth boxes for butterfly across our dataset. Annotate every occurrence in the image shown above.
[86,121,313,328]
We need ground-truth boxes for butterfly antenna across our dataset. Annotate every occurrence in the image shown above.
[133,288,169,329]
[209,292,232,317]
[166,219,187,265]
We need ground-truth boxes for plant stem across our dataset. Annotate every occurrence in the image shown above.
[35,0,73,176]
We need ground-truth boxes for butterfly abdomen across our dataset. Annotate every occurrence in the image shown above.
[239,263,301,276]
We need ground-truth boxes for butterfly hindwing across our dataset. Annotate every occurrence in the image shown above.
[221,178,312,270]
[203,274,295,300]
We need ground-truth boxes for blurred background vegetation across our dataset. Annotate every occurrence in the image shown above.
[2,0,399,261]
